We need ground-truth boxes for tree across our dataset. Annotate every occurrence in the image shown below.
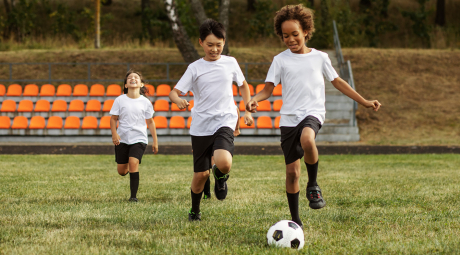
[435,0,445,26]
[95,0,101,49]
[141,0,154,43]
[247,0,255,12]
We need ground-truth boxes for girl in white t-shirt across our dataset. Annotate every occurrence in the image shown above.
[110,70,158,202]
[247,4,381,228]
[169,19,253,221]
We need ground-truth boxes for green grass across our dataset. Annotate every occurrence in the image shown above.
[1,154,459,254]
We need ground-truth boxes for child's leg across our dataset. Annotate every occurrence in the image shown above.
[213,149,232,174]
[117,164,129,176]
[128,157,140,199]
[190,170,210,219]
[286,159,302,227]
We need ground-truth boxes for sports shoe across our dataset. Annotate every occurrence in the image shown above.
[306,185,326,209]
[212,164,229,201]
[203,176,211,200]
[128,197,138,202]
[188,209,201,221]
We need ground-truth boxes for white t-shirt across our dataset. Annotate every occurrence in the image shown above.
[265,48,338,127]
[110,94,154,144]
[174,56,245,136]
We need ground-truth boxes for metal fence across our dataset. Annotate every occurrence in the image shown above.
[333,20,358,127]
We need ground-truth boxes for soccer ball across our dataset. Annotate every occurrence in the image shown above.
[266,220,305,250]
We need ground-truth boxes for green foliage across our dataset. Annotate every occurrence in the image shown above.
[402,0,432,48]
[248,0,278,38]
[360,0,398,47]
[176,0,199,38]
[138,3,171,43]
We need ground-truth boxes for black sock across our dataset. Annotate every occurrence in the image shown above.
[287,191,302,226]
[214,166,225,178]
[191,189,203,214]
[305,161,319,187]
[204,177,210,194]
[129,172,139,198]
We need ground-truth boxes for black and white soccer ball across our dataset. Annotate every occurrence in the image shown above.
[266,220,305,250]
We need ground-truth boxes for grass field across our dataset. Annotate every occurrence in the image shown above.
[1,154,459,254]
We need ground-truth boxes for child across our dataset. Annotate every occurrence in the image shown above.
[110,70,159,202]
[246,4,381,228]
[169,19,253,221]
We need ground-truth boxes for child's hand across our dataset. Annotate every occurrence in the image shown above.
[176,99,190,110]
[152,143,158,154]
[244,112,254,126]
[364,100,382,111]
[246,100,258,113]
[112,133,121,145]
[233,127,240,137]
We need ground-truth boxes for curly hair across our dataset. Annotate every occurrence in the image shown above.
[123,70,150,97]
[274,4,315,41]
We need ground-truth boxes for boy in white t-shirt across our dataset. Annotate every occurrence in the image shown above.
[110,70,158,202]
[247,4,381,228]
[169,19,253,221]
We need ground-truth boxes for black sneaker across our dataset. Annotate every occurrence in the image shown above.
[212,165,229,201]
[128,197,138,202]
[188,209,201,221]
[306,185,326,209]
[203,176,211,200]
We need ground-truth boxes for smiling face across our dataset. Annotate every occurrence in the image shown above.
[199,33,225,61]
[281,20,309,54]
[125,72,144,90]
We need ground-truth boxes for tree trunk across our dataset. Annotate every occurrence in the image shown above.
[320,0,329,29]
[3,0,12,39]
[190,0,207,26]
[359,0,371,12]
[141,0,154,43]
[435,0,445,26]
[247,0,255,12]
[219,0,230,55]
[308,0,314,8]
[95,0,101,49]
[164,0,200,63]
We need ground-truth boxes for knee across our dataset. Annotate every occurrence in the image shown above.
[117,165,128,176]
[197,170,210,180]
[300,134,315,151]
[286,167,300,181]
[216,161,232,172]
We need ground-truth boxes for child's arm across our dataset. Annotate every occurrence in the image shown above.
[331,77,381,111]
[110,115,120,145]
[239,81,254,126]
[169,88,190,109]
[246,82,275,113]
[234,107,240,136]
[146,118,159,154]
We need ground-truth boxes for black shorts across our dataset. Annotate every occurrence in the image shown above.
[280,115,322,165]
[115,142,147,164]
[191,127,234,172]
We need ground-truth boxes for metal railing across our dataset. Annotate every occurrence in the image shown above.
[0,62,270,84]
[333,20,358,127]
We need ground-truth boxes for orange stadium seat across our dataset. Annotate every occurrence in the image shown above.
[1,100,16,112]
[154,99,169,111]
[23,84,39,96]
[46,116,63,129]
[73,84,88,96]
[34,100,51,112]
[0,116,11,129]
[68,100,84,112]
[169,116,185,128]
[187,116,192,128]
[239,117,254,129]
[153,116,167,129]
[29,116,46,129]
[239,84,254,96]
[89,84,105,97]
[274,116,281,129]
[189,91,194,96]
[0,84,5,96]
[99,116,111,129]
[145,84,155,96]
[188,100,194,111]
[106,84,121,97]
[40,84,55,97]
[56,84,72,96]
[51,100,68,112]
[6,84,22,96]
[273,99,283,111]
[102,99,114,112]
[171,103,185,111]
[11,116,28,129]
[64,116,80,129]
[239,100,246,112]
[17,100,33,112]
[255,84,265,94]
[273,84,282,96]
[86,100,102,112]
[82,116,98,129]
[232,85,237,96]
[257,116,273,129]
[257,100,271,111]
[156,84,171,96]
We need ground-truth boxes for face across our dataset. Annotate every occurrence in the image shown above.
[199,33,225,61]
[125,73,144,90]
[281,20,308,54]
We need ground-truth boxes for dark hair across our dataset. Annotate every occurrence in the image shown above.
[274,4,315,41]
[199,19,226,41]
[123,70,149,97]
